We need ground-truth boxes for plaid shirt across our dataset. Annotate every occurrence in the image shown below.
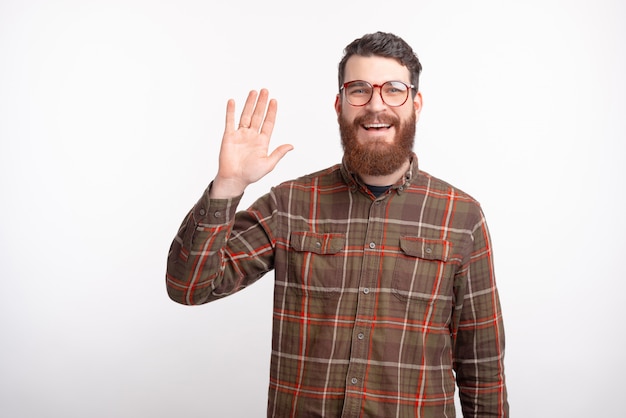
[166,155,508,417]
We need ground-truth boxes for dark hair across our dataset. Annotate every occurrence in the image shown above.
[338,31,422,93]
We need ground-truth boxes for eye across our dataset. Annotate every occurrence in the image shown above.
[346,82,371,96]
[384,81,408,95]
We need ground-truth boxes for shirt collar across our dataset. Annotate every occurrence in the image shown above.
[340,153,419,196]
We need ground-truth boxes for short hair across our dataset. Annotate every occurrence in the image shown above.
[338,31,423,93]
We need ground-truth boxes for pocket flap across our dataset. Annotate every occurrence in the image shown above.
[290,231,346,254]
[399,236,451,262]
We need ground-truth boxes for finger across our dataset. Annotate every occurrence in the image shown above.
[260,98,277,139]
[249,88,269,130]
[238,90,259,129]
[224,98,236,133]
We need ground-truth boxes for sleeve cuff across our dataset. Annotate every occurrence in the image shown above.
[192,182,244,225]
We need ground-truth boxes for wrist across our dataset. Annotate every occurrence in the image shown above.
[209,176,247,199]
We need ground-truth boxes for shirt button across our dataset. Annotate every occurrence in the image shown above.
[363,288,370,294]
[315,241,322,248]
[214,211,222,218]
[368,242,376,249]
[357,333,364,340]
[425,247,432,254]
[351,378,358,384]
[199,208,206,216]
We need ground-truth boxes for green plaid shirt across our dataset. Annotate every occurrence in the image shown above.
[166,155,508,417]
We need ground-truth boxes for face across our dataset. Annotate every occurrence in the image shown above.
[335,55,423,177]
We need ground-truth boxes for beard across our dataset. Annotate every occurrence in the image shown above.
[339,110,416,177]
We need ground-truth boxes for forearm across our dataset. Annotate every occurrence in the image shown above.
[165,185,243,305]
[454,305,508,417]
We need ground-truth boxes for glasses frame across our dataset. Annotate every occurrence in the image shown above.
[340,80,416,107]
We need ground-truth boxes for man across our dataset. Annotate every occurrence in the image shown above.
[166,31,509,417]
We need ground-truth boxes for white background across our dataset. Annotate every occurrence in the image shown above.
[1,0,624,417]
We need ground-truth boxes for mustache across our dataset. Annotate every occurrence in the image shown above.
[353,113,399,126]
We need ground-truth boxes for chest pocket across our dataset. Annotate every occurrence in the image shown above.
[392,236,454,303]
[289,231,346,298]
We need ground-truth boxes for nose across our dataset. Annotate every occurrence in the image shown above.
[365,85,387,111]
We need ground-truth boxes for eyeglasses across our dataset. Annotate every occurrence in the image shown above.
[340,80,416,107]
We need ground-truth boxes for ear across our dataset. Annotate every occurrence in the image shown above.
[413,91,423,122]
[334,94,341,116]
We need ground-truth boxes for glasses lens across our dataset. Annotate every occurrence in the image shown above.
[381,81,410,106]
[344,81,373,106]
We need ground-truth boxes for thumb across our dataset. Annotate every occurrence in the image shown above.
[266,144,294,169]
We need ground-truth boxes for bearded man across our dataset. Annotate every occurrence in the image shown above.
[166,31,509,418]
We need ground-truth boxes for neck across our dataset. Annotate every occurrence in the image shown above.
[358,159,411,187]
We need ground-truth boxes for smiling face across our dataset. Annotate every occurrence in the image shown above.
[335,55,423,177]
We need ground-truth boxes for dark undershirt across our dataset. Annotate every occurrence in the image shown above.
[366,184,392,198]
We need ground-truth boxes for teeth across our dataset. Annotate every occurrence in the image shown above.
[364,123,390,129]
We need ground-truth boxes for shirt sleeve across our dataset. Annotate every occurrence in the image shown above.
[452,209,509,417]
[165,184,276,306]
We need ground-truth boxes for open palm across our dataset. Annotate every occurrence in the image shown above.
[211,89,293,198]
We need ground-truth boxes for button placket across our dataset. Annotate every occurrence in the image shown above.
[343,190,386,412]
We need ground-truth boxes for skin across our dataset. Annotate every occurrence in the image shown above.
[210,56,423,198]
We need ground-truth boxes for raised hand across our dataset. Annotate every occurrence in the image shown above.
[210,89,293,199]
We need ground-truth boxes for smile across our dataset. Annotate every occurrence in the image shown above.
[363,123,391,130]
